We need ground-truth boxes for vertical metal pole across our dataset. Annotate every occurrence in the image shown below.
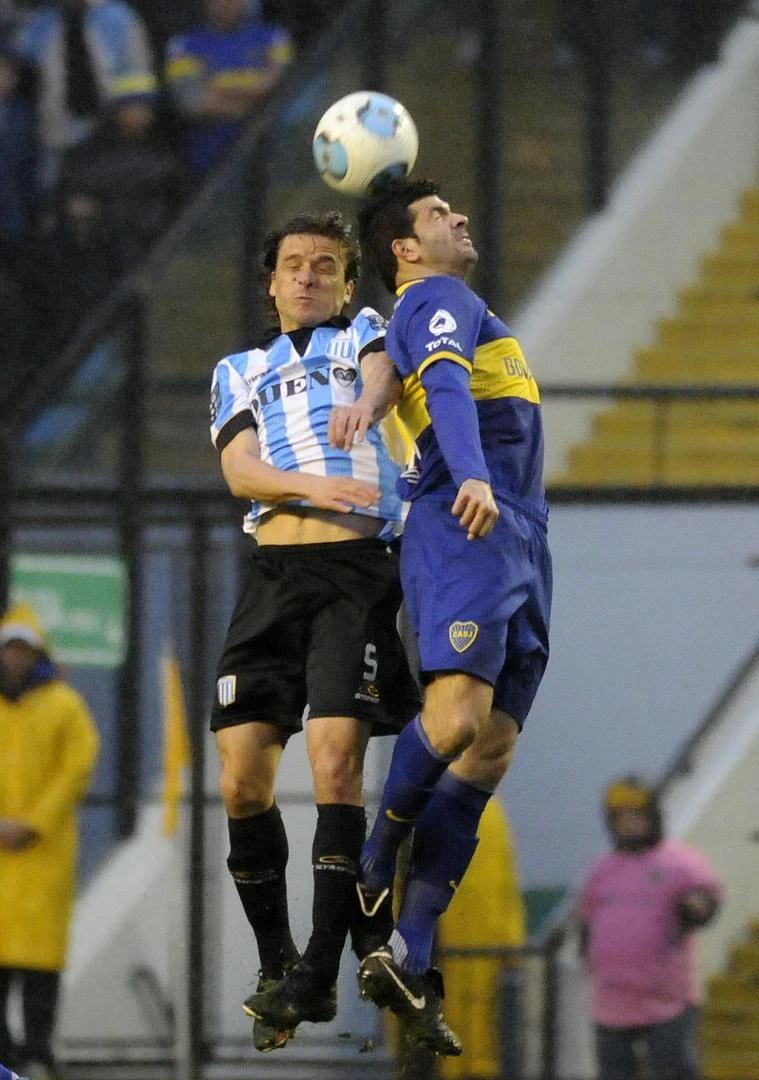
[241,135,271,350]
[187,514,209,1078]
[352,0,389,314]
[473,0,507,312]
[579,0,611,211]
[117,294,146,838]
[361,0,387,92]
[0,431,13,610]
[540,940,560,1080]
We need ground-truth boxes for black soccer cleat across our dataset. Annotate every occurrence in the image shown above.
[243,961,337,1031]
[357,947,462,1056]
[245,974,295,1053]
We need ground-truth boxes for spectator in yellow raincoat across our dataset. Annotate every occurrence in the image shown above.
[0,603,99,1080]
[438,796,526,1079]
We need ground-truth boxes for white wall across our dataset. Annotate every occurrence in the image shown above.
[514,20,759,479]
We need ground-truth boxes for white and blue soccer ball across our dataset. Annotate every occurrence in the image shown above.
[313,92,419,196]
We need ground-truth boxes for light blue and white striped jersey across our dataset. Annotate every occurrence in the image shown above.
[210,310,403,538]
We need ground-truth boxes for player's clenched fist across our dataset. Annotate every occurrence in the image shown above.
[451,479,499,540]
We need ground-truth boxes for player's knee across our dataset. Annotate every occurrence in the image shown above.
[461,731,516,788]
[310,749,363,803]
[425,712,479,758]
[219,769,272,817]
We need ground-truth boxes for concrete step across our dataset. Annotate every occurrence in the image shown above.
[579,428,759,454]
[739,187,759,222]
[708,977,759,1011]
[562,443,759,486]
[703,1051,759,1080]
[634,346,759,379]
[592,402,759,436]
[702,1014,759,1050]
[730,941,759,976]
[678,291,759,316]
[700,252,759,287]
[656,313,759,341]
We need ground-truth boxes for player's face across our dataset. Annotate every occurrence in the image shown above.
[269,233,354,332]
[404,195,478,278]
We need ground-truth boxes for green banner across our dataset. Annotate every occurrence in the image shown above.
[9,553,126,668]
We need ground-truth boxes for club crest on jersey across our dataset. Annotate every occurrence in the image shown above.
[449,621,479,653]
[326,333,354,360]
[332,366,358,386]
[428,309,457,335]
[217,675,237,707]
[365,310,388,331]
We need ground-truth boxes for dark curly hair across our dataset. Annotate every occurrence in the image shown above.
[261,210,361,310]
[357,178,441,293]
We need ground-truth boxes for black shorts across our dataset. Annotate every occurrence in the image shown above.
[210,537,421,736]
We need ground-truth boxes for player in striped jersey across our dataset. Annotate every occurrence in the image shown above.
[335,179,553,1055]
[209,211,420,1051]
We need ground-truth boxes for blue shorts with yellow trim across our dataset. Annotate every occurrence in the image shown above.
[400,493,552,726]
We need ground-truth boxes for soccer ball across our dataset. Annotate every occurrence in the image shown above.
[312,92,419,196]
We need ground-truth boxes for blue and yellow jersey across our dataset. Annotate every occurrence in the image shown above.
[386,275,547,519]
[165,20,292,174]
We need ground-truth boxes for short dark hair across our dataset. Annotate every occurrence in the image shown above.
[357,178,441,293]
[261,210,361,288]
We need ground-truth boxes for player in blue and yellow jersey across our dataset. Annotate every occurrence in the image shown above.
[165,0,292,176]
[209,210,420,1052]
[334,179,552,1055]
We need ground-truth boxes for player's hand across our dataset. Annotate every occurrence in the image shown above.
[328,402,373,450]
[303,474,380,513]
[451,479,499,540]
[0,819,39,851]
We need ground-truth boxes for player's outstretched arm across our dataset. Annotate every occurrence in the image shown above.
[329,350,402,450]
[221,428,380,512]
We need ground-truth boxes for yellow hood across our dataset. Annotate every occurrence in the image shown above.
[0,604,51,654]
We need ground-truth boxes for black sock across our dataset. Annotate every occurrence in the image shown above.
[350,887,394,960]
[22,968,59,1067]
[302,804,365,985]
[227,806,298,978]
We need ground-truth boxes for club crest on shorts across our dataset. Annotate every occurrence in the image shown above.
[217,674,237,706]
[449,621,479,653]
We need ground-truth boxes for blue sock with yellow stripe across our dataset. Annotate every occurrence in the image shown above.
[361,715,454,894]
[393,771,490,972]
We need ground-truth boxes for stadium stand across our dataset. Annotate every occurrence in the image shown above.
[554,185,759,486]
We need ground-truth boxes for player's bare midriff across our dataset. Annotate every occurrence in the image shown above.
[257,506,384,545]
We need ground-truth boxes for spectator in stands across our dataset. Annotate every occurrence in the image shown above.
[0,604,99,1080]
[0,44,36,378]
[14,0,155,190]
[165,0,292,178]
[0,46,36,244]
[579,776,721,1080]
[58,76,187,259]
[260,0,345,50]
